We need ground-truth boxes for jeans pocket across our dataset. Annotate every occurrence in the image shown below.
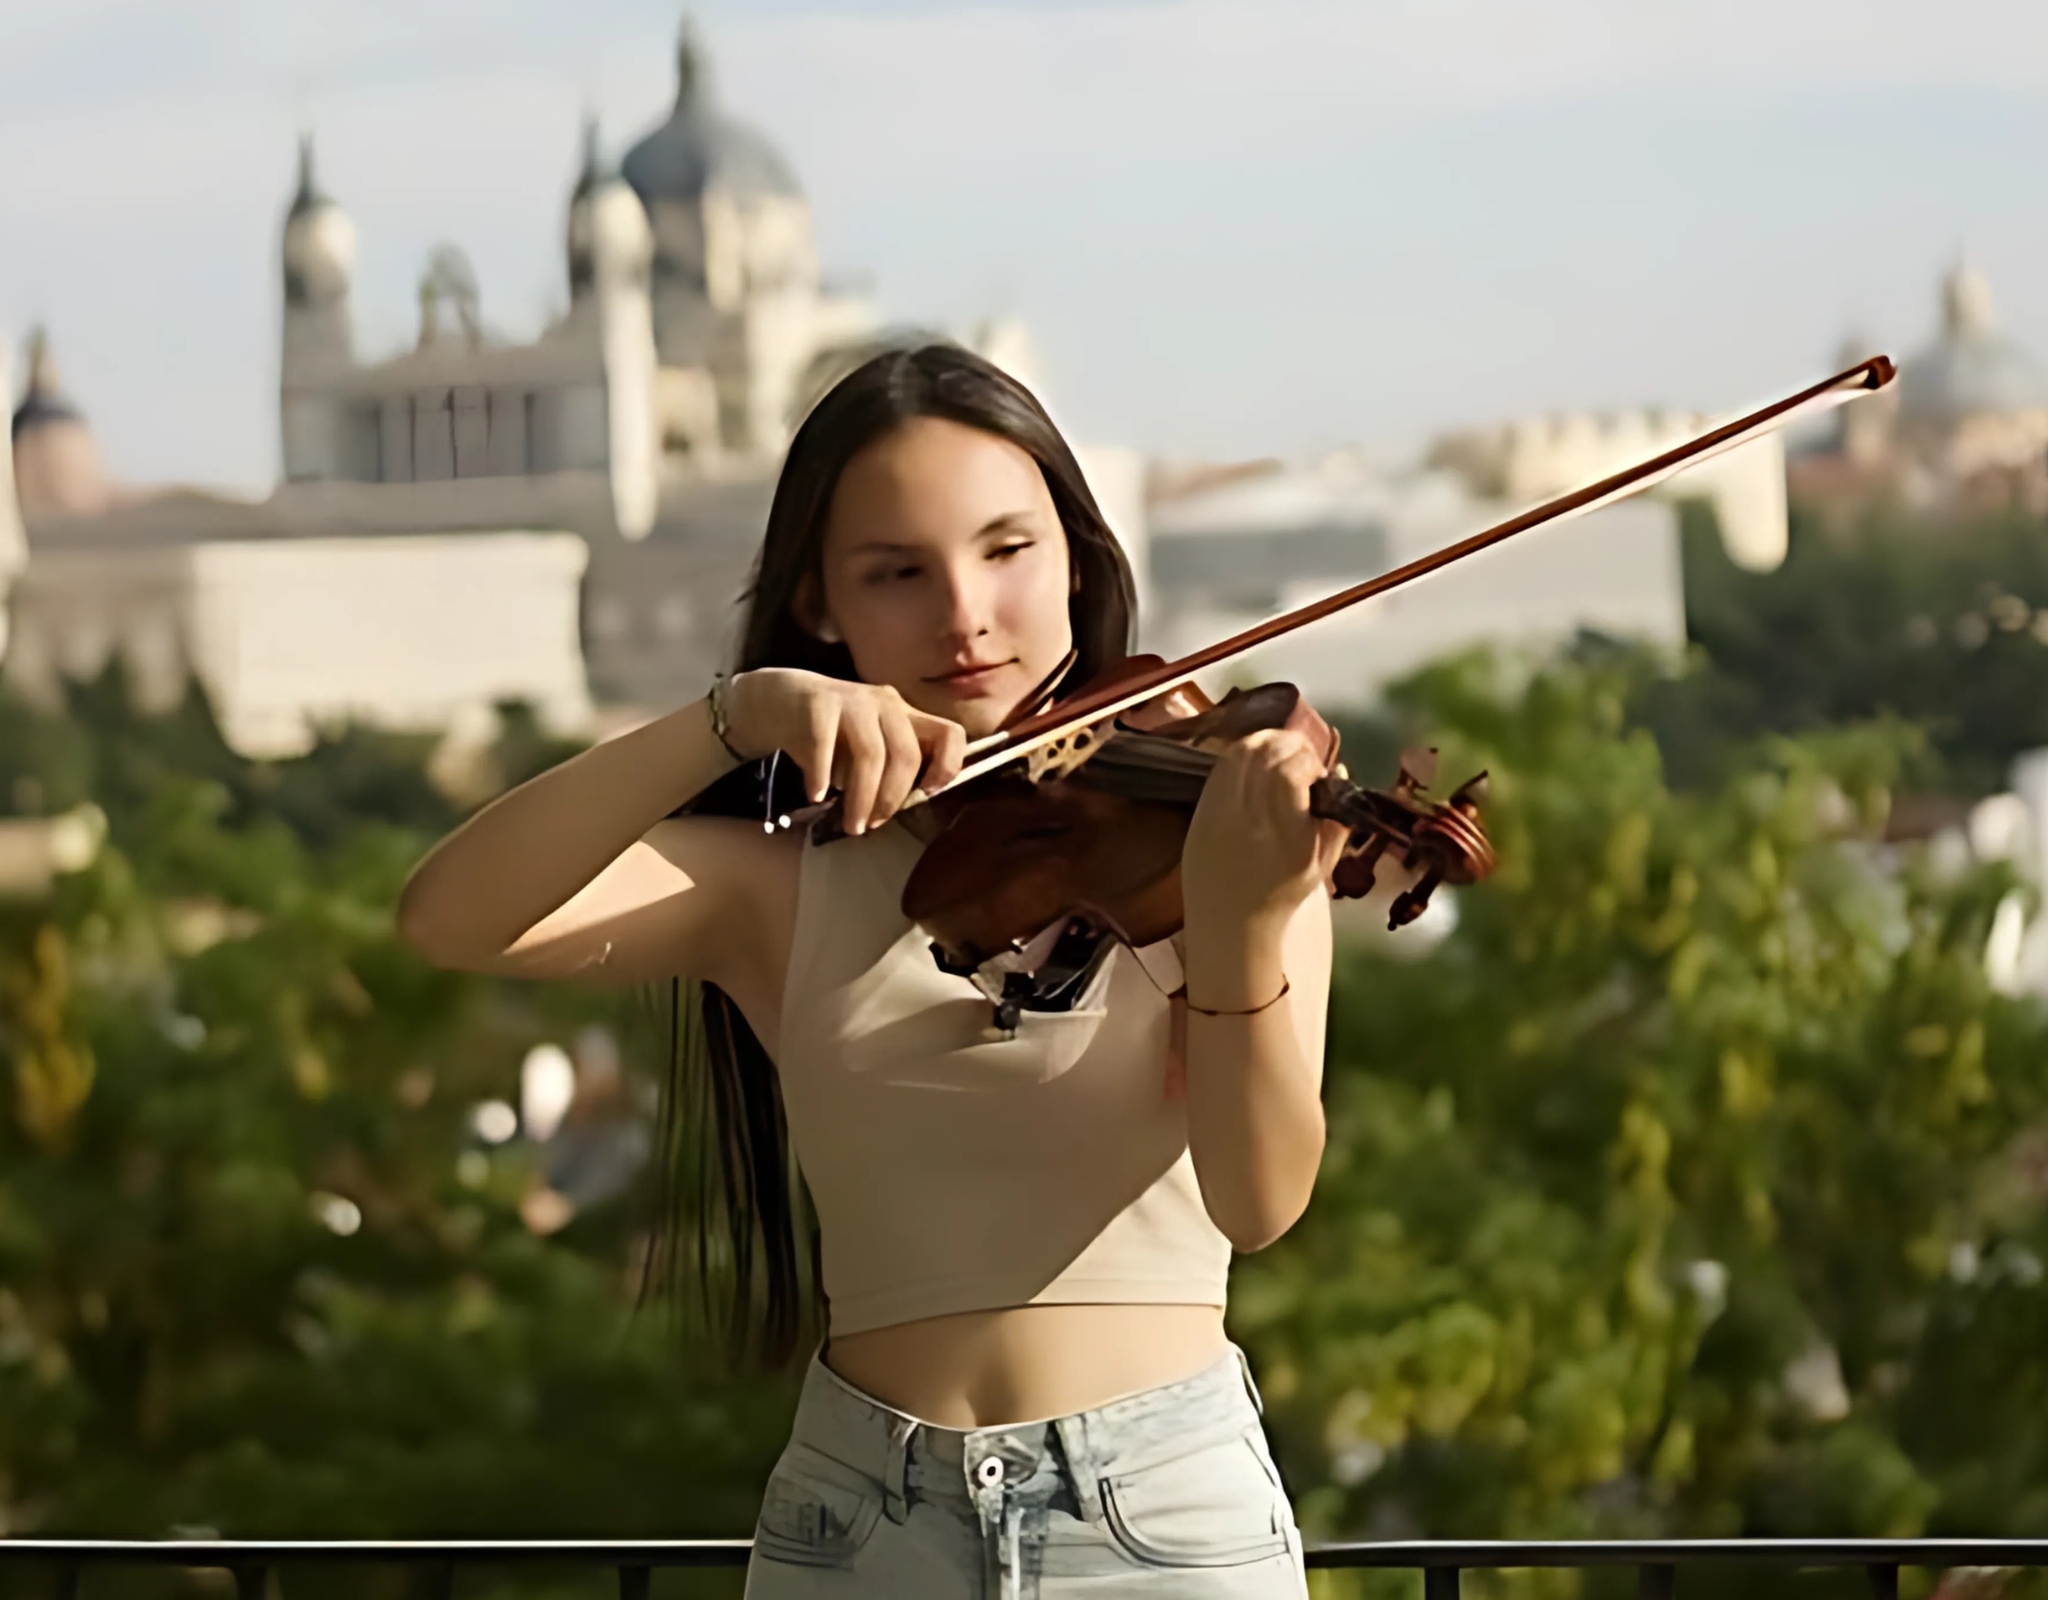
[1100,1426,1293,1568]
[752,1442,885,1570]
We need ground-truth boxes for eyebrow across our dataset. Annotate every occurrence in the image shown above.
[845,510,1039,556]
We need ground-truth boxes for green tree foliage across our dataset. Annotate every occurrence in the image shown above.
[1238,650,2048,1595]
[1651,501,2048,797]
[0,678,789,1595]
[5,652,2046,1600]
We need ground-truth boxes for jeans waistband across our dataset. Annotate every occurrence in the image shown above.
[790,1343,1266,1519]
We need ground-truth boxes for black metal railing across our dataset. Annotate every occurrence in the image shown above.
[6,1539,2048,1596]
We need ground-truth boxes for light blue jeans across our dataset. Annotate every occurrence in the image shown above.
[743,1343,1308,1599]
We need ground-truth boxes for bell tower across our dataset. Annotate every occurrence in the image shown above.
[279,135,358,480]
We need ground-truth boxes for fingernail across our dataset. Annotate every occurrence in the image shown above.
[905,787,929,807]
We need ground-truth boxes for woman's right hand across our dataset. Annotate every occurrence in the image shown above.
[724,669,968,833]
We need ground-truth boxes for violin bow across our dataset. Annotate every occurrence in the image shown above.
[935,353,1896,793]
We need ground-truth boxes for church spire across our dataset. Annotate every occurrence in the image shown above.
[289,132,326,218]
[571,112,604,198]
[12,325,82,439]
[674,13,713,106]
[25,325,57,399]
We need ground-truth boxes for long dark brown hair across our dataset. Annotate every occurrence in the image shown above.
[641,342,1138,1368]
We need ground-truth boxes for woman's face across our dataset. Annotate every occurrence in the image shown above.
[814,417,1075,739]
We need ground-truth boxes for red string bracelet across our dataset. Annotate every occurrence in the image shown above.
[1181,976,1291,1017]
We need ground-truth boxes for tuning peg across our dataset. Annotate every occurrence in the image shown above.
[1389,865,1444,929]
[1447,770,1489,808]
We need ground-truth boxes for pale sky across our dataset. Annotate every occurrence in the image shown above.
[5,0,2048,492]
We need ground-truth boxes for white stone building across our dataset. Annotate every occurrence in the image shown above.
[278,130,665,542]
[1,15,1137,754]
[7,340,593,757]
[276,21,883,524]
[1143,403,1793,714]
[270,18,872,524]
[2,11,1826,759]
[1428,411,1789,572]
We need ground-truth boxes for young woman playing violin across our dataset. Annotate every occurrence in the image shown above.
[399,343,1345,1597]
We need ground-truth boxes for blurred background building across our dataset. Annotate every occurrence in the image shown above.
[13,13,2039,766]
[1792,260,2048,517]
[1145,406,1787,711]
[2,19,1150,756]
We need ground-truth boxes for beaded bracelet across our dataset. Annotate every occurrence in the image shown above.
[706,673,749,764]
[1182,976,1291,1017]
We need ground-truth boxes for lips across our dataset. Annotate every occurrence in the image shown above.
[928,658,1015,686]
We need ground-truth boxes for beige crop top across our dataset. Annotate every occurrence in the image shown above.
[775,819,1233,1337]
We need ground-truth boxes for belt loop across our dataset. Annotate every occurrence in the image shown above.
[883,1416,918,1524]
[1052,1414,1100,1524]
[1232,1344,1266,1416]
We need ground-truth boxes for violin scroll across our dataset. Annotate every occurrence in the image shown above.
[1310,755,1495,929]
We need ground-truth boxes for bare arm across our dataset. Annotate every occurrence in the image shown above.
[396,671,967,990]
[1177,728,1349,1252]
[396,697,750,984]
[1180,892,1333,1252]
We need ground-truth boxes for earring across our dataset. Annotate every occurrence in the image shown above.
[816,618,842,644]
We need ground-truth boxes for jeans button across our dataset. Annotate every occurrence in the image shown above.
[975,1456,1005,1488]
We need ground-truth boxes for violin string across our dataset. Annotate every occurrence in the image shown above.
[762,750,782,834]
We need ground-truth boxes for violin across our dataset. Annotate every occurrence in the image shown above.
[898,667,1495,1029]
[780,355,1897,1030]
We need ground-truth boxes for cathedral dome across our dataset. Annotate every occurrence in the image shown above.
[282,136,355,306]
[10,329,111,517]
[1899,260,2048,422]
[619,20,802,208]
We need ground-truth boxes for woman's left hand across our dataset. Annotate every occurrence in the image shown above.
[1181,729,1350,934]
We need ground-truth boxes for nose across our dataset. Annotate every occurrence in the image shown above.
[937,555,995,645]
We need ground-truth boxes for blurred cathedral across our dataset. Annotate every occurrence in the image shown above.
[2,17,1117,759]
[276,19,882,519]
[1791,260,2048,518]
[6,12,1867,762]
